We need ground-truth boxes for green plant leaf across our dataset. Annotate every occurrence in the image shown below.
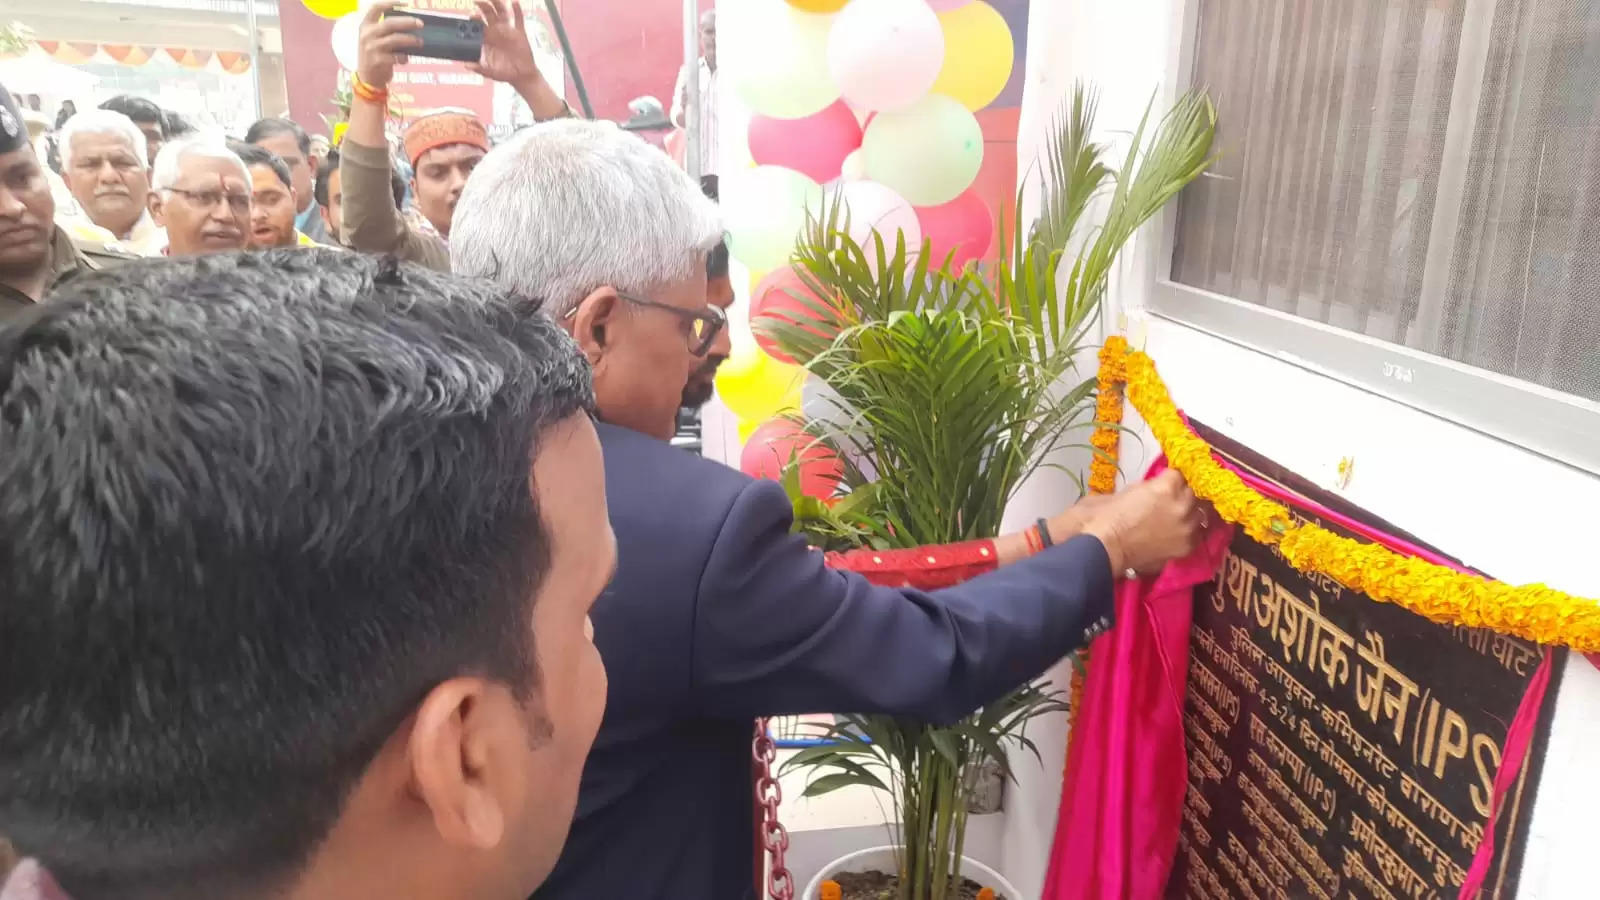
[802,771,888,799]
[772,81,1215,895]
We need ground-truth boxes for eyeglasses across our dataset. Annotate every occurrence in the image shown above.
[612,292,727,357]
[163,186,250,215]
[618,293,727,357]
[558,292,727,356]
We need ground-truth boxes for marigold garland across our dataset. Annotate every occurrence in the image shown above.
[1088,337,1128,496]
[1103,340,1600,653]
[1066,339,1131,762]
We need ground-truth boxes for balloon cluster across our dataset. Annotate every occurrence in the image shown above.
[715,0,1015,498]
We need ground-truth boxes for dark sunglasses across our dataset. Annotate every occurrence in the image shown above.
[616,292,727,357]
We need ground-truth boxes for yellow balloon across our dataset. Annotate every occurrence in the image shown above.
[303,0,359,19]
[737,418,763,443]
[930,1,1015,111]
[786,0,850,9]
[715,344,805,421]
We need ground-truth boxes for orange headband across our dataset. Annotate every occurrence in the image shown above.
[402,110,489,167]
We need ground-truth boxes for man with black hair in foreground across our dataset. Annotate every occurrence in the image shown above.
[0,249,613,900]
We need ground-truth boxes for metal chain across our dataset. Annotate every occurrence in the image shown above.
[753,718,795,900]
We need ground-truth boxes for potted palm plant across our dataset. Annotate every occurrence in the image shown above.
[770,84,1215,900]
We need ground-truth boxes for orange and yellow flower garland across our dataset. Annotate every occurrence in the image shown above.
[1088,339,1127,495]
[1097,338,1600,653]
[1066,339,1132,752]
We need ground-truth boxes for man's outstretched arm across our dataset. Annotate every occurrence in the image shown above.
[690,472,1201,722]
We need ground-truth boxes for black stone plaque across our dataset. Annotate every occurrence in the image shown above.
[1165,423,1562,900]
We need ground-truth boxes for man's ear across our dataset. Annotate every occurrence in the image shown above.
[406,677,510,851]
[571,287,622,364]
[147,191,165,227]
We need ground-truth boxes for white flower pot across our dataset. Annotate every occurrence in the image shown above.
[801,844,1020,900]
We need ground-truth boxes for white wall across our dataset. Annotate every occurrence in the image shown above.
[999,1,1600,898]
[995,0,1185,895]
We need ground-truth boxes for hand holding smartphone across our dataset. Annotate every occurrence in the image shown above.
[386,9,485,63]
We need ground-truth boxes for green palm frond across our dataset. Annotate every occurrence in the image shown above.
[776,83,1215,899]
[1033,82,1113,255]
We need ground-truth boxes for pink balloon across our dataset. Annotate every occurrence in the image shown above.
[751,266,840,365]
[740,417,844,500]
[925,0,973,9]
[748,101,864,184]
[915,188,993,270]
[839,180,922,258]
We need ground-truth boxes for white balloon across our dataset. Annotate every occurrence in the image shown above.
[826,0,945,112]
[803,378,852,430]
[840,149,868,182]
[836,180,922,259]
[723,166,826,272]
[802,379,877,480]
[332,12,362,73]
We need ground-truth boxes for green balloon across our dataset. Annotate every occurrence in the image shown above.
[725,3,839,120]
[724,166,825,273]
[861,93,984,206]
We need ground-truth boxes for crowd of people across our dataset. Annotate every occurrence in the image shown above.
[0,2,1208,899]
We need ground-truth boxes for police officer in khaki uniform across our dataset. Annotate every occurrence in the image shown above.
[0,82,133,321]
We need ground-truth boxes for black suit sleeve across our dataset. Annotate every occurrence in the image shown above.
[688,478,1115,722]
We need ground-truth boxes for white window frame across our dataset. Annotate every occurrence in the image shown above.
[1144,0,1600,477]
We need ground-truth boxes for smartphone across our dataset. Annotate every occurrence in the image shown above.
[395,11,484,63]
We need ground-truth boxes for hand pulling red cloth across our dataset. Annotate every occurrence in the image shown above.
[1041,458,1233,900]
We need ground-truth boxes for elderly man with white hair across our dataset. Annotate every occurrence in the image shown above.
[56,109,164,255]
[451,120,1203,900]
[146,134,250,257]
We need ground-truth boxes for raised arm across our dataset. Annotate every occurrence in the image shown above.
[470,0,572,122]
[691,473,1201,722]
[343,3,448,265]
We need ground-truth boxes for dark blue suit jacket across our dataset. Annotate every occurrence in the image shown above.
[532,423,1114,899]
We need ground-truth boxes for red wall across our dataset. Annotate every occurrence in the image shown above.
[550,0,691,123]
[279,2,341,131]
[280,0,694,135]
